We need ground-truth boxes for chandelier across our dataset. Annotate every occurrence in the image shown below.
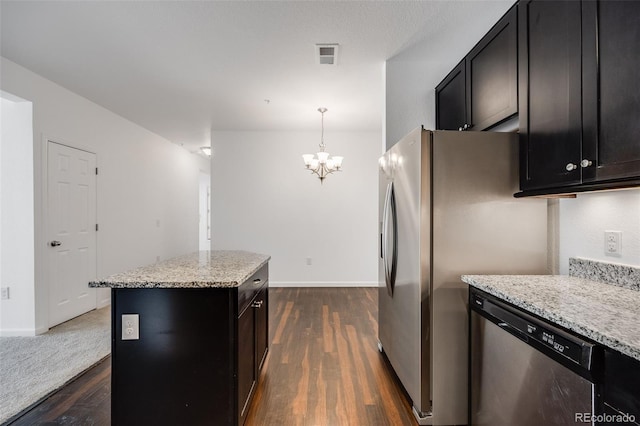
[302,107,344,183]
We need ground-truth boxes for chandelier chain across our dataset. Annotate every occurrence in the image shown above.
[319,108,326,151]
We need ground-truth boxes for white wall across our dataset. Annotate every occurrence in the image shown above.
[0,57,209,335]
[211,130,380,286]
[385,58,437,150]
[559,190,640,274]
[0,95,35,335]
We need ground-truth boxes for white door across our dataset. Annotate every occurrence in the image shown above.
[48,141,97,327]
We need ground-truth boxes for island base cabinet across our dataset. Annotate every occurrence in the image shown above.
[111,279,268,426]
[237,300,256,425]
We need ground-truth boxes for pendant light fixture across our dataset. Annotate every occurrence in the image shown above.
[302,107,344,183]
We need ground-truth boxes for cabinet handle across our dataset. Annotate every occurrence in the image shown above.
[581,159,593,168]
[253,278,261,284]
[251,300,263,308]
[566,163,577,171]
[458,126,464,131]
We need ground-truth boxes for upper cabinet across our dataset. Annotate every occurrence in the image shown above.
[436,5,517,132]
[581,0,640,184]
[517,0,582,191]
[435,60,466,131]
[517,0,640,196]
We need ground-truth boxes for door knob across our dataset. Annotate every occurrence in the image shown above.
[50,241,62,247]
[565,163,577,171]
[581,159,593,168]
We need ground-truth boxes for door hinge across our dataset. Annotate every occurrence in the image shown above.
[96,224,99,231]
[95,167,98,175]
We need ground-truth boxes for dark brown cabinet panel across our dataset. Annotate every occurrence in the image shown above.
[518,0,583,191]
[603,349,640,423]
[582,0,640,183]
[255,287,268,372]
[467,4,518,131]
[436,61,466,131]
[517,0,640,196]
[112,288,236,426]
[237,303,256,425]
[436,5,517,132]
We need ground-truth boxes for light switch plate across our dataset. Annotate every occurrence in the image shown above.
[122,314,139,340]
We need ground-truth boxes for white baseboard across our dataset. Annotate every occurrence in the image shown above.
[270,281,377,288]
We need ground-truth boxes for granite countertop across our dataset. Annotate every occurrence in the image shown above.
[89,250,270,289]
[462,258,640,361]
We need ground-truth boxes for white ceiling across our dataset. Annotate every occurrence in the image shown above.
[0,0,513,154]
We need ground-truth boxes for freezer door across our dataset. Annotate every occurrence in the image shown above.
[378,127,431,416]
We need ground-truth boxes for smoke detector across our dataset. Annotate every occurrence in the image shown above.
[316,43,339,65]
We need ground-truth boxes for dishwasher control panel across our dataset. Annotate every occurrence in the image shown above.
[471,291,594,370]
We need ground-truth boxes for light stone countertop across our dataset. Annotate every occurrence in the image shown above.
[461,273,640,362]
[89,250,270,289]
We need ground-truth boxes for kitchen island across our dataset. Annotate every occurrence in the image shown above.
[90,250,270,426]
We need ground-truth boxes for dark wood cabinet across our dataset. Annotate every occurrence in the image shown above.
[111,264,269,426]
[436,5,517,131]
[237,300,256,425]
[238,283,269,425]
[582,0,640,184]
[603,349,640,424]
[518,0,583,191]
[255,286,268,371]
[467,5,518,131]
[517,0,640,196]
[436,60,466,131]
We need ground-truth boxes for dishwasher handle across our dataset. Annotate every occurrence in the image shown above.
[497,321,529,343]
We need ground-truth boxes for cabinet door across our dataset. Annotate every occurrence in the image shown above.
[582,0,640,183]
[436,60,466,130]
[467,5,517,131]
[255,286,268,372]
[518,0,583,190]
[237,306,255,425]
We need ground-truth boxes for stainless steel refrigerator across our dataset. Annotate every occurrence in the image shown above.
[378,127,548,425]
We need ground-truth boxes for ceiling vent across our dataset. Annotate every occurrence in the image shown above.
[316,44,339,66]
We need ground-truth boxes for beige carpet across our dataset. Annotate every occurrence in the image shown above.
[0,306,111,424]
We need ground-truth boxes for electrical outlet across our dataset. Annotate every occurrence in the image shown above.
[604,231,622,256]
[1,287,9,300]
[306,257,312,266]
[122,314,140,340]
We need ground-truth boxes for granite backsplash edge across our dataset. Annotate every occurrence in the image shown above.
[569,257,640,291]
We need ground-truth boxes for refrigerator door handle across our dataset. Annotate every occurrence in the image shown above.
[382,181,398,296]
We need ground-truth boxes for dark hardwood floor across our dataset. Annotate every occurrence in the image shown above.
[8,288,416,426]
[8,357,111,425]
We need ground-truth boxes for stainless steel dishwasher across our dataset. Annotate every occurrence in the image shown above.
[470,288,601,426]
